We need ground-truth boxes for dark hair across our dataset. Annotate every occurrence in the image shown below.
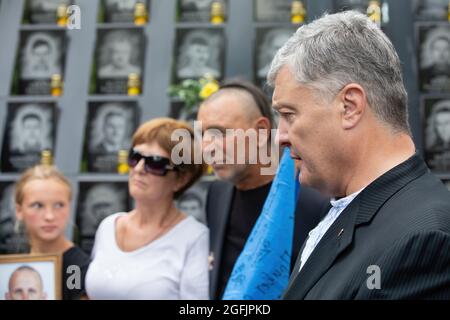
[32,40,50,51]
[22,113,41,124]
[219,80,274,129]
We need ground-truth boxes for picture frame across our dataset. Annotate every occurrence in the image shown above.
[416,22,450,93]
[0,182,29,255]
[255,27,295,83]
[0,253,62,300]
[75,182,132,255]
[0,102,57,172]
[422,95,450,173]
[176,179,212,224]
[17,30,66,95]
[82,101,139,173]
[95,28,145,94]
[174,28,224,83]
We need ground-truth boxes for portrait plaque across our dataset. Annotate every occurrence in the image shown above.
[75,182,131,255]
[423,97,450,172]
[95,28,144,94]
[18,30,66,95]
[1,103,57,172]
[83,101,139,173]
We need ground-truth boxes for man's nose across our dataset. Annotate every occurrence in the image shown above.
[275,120,290,147]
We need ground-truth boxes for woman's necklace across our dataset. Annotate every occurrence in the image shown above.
[119,209,183,251]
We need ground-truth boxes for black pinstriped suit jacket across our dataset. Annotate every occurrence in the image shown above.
[206,180,328,300]
[283,154,450,299]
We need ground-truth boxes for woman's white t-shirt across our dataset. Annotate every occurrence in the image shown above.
[85,212,209,300]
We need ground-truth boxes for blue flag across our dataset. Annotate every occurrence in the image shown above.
[222,148,300,300]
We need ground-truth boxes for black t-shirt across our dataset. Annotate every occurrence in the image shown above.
[62,246,90,300]
[216,182,272,299]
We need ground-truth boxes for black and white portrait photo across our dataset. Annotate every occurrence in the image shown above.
[1,103,56,172]
[418,24,450,93]
[256,28,294,81]
[413,0,449,21]
[103,0,148,23]
[83,102,138,173]
[179,0,226,22]
[96,29,144,94]
[424,98,450,172]
[175,28,223,81]
[254,0,292,22]
[175,180,211,224]
[27,0,72,24]
[76,182,131,254]
[0,183,28,254]
[335,0,370,13]
[18,31,65,95]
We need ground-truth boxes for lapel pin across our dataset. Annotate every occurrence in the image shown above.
[208,252,215,271]
[338,228,344,237]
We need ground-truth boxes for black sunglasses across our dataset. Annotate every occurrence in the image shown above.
[128,149,178,176]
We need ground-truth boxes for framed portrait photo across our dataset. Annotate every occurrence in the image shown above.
[0,254,62,300]
[1,102,57,172]
[102,0,149,23]
[17,30,66,95]
[25,0,72,24]
[422,96,450,173]
[75,182,132,255]
[95,28,145,94]
[176,180,212,224]
[174,28,225,82]
[334,0,371,13]
[0,182,29,255]
[255,27,295,83]
[178,0,227,22]
[417,23,450,93]
[413,0,449,21]
[82,101,139,173]
[254,0,293,22]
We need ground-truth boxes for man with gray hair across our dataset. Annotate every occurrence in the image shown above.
[269,11,450,299]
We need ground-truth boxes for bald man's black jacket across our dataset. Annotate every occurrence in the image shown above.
[283,154,450,300]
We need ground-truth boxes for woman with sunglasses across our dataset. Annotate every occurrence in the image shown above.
[85,118,208,299]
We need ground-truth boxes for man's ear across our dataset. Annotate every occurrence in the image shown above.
[254,117,272,147]
[339,83,367,130]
